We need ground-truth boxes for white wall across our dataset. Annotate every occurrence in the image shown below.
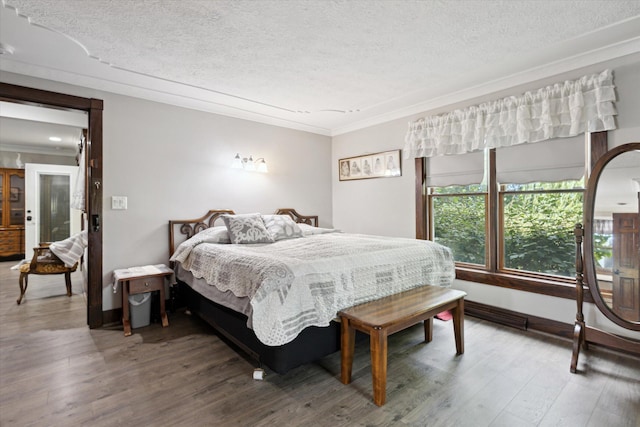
[2,54,638,338]
[332,119,415,237]
[332,54,640,340]
[0,151,75,167]
[1,72,332,311]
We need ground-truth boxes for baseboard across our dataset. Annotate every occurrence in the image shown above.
[465,301,639,357]
[102,294,178,327]
[102,308,120,326]
[103,297,633,357]
[465,300,573,339]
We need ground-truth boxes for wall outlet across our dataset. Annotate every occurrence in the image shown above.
[112,196,127,210]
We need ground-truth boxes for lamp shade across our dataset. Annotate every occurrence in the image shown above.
[245,155,256,171]
[256,158,268,173]
[231,153,243,169]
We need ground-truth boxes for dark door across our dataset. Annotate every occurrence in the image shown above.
[612,212,640,322]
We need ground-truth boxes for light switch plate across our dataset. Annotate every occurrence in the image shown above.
[112,196,127,210]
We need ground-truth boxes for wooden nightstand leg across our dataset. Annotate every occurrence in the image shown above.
[123,281,132,337]
[159,288,169,327]
[123,320,132,337]
[340,317,355,384]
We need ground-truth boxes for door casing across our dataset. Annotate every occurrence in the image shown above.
[1,82,104,328]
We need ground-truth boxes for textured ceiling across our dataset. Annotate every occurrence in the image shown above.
[1,0,640,135]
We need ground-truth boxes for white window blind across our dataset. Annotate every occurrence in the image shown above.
[496,136,585,184]
[427,150,485,187]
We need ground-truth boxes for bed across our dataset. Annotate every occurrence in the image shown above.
[168,208,455,374]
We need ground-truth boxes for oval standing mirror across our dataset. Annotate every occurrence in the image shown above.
[584,142,640,330]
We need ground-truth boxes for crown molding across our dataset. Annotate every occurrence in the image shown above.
[332,37,640,136]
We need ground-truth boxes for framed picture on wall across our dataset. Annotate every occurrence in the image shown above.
[338,149,401,181]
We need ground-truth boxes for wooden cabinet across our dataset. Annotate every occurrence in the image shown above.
[0,168,25,259]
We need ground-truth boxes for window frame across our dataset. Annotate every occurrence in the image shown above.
[415,132,608,301]
[498,186,585,278]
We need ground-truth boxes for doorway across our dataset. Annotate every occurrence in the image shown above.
[0,82,104,328]
[24,163,81,260]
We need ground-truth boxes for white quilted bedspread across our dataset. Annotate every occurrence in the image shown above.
[174,233,455,346]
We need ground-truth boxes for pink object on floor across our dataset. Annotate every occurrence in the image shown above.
[435,310,452,321]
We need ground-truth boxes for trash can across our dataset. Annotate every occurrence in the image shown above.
[129,292,152,329]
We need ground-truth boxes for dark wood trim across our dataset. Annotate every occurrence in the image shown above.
[465,300,527,330]
[0,82,104,328]
[0,82,93,110]
[456,267,595,303]
[488,149,497,271]
[466,300,640,357]
[589,131,608,172]
[414,158,427,240]
[466,300,572,337]
[102,308,121,326]
[87,98,103,328]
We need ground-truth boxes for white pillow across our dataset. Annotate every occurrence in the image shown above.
[222,213,275,244]
[196,226,231,244]
[170,226,230,263]
[262,215,304,241]
[297,223,341,235]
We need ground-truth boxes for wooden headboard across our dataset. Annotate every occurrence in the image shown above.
[168,208,319,262]
[168,209,235,258]
[273,208,318,227]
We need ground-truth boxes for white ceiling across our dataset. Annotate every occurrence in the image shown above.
[1,0,640,136]
[0,100,86,155]
[0,116,82,154]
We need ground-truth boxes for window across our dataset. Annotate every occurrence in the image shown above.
[500,181,584,277]
[427,137,586,281]
[432,185,487,266]
[427,151,487,266]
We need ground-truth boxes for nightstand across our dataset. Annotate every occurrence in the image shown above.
[114,264,173,336]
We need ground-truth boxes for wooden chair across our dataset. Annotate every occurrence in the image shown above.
[17,243,78,305]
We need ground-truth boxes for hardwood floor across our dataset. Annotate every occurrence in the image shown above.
[1,261,638,426]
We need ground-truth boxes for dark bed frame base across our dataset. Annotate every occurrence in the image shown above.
[180,282,343,374]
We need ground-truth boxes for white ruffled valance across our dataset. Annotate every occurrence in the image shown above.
[404,69,617,158]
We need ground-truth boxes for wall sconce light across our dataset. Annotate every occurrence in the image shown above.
[232,153,268,173]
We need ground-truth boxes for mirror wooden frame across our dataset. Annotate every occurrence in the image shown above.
[571,142,640,373]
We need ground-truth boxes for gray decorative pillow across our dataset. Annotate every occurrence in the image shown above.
[262,215,304,241]
[222,213,275,244]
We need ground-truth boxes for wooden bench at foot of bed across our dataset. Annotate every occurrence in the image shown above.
[338,285,467,406]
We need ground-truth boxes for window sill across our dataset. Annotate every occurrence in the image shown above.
[455,267,594,303]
